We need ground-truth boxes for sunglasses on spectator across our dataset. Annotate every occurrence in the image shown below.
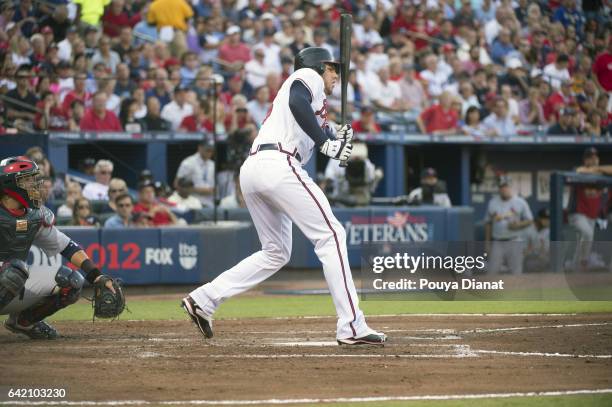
[109,188,126,193]
[99,170,111,174]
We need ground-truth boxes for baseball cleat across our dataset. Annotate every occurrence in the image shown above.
[181,296,213,338]
[4,318,59,340]
[337,331,387,346]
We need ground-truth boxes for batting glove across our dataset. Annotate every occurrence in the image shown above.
[320,139,353,161]
[335,124,354,143]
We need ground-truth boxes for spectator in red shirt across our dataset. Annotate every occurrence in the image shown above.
[79,91,123,131]
[102,0,141,38]
[543,80,575,122]
[224,94,255,134]
[417,91,459,135]
[596,94,611,131]
[133,180,177,227]
[62,73,91,113]
[35,91,69,130]
[218,26,251,75]
[351,106,381,134]
[408,16,433,52]
[593,39,612,92]
[391,3,416,34]
[179,99,213,132]
[220,74,246,110]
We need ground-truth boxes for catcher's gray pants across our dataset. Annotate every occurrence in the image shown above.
[569,213,595,269]
[0,247,63,315]
[488,240,525,275]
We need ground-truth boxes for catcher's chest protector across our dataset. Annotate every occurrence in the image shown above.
[0,205,46,262]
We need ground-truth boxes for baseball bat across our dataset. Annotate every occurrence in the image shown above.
[339,13,352,168]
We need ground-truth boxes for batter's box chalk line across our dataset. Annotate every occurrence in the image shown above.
[2,389,612,405]
[131,343,478,360]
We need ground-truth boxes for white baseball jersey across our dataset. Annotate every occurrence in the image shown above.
[254,68,329,165]
[188,64,378,341]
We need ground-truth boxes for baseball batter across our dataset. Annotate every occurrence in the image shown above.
[0,156,124,339]
[183,47,387,345]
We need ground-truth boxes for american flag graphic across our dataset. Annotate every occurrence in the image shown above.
[387,212,409,228]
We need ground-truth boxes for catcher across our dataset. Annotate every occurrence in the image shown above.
[0,156,124,339]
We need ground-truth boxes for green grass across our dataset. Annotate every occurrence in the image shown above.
[37,295,612,322]
[303,394,612,407]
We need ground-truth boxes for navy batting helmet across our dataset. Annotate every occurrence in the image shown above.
[0,156,43,208]
[294,47,340,75]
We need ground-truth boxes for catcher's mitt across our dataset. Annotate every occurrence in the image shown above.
[93,275,125,319]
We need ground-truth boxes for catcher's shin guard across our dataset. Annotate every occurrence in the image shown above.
[16,266,84,325]
[0,259,29,310]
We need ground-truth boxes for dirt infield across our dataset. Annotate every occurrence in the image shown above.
[2,313,612,404]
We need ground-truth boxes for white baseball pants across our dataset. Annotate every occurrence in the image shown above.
[189,150,369,339]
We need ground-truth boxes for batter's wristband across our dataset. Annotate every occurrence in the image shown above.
[82,259,102,284]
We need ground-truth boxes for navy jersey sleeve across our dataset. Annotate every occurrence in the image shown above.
[289,80,330,147]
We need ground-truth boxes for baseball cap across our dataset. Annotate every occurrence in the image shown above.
[174,84,189,93]
[138,180,155,191]
[198,139,214,149]
[441,43,455,53]
[262,12,275,20]
[498,175,512,187]
[291,10,305,20]
[314,27,327,38]
[177,177,194,188]
[361,105,374,114]
[139,169,153,181]
[559,107,576,116]
[421,167,437,178]
[212,74,224,85]
[226,25,240,35]
[505,57,523,69]
[56,60,72,69]
[538,208,550,219]
[583,147,598,158]
[81,157,96,168]
[132,212,152,222]
[241,10,255,20]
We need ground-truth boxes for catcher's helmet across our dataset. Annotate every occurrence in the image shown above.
[0,156,43,208]
[294,47,340,75]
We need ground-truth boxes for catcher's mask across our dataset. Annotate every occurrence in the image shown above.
[0,156,43,208]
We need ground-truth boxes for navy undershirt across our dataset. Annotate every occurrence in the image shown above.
[288,81,334,147]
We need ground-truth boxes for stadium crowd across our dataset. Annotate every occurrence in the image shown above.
[1,0,612,231]
[0,0,608,137]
